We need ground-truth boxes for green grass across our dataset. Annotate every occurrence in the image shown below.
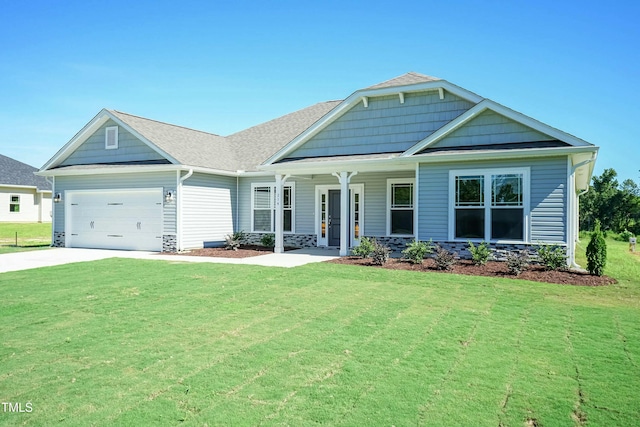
[0,223,51,253]
[0,241,639,425]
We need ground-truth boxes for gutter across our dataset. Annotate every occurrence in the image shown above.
[176,169,194,252]
[570,153,597,269]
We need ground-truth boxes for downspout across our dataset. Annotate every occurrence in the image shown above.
[570,153,596,268]
[177,169,193,251]
[45,176,54,247]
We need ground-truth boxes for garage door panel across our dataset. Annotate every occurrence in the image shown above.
[67,189,163,251]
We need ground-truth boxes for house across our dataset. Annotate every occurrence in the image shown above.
[0,154,52,222]
[36,72,598,267]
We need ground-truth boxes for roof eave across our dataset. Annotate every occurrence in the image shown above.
[260,146,598,175]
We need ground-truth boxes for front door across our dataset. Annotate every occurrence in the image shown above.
[328,190,341,246]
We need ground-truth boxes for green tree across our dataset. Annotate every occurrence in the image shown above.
[579,169,640,233]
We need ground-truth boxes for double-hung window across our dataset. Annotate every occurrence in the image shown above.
[388,179,415,235]
[451,168,528,241]
[251,183,294,233]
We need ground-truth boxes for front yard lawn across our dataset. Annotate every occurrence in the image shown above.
[0,241,639,425]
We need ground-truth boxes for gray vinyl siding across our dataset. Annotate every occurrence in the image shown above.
[181,173,237,249]
[429,110,554,149]
[418,156,568,243]
[60,120,168,166]
[285,92,474,159]
[53,172,176,235]
[239,171,414,237]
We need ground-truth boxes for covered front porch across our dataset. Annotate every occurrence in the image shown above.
[260,159,418,257]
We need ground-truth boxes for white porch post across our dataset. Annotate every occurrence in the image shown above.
[275,174,284,254]
[332,171,358,256]
[340,172,349,256]
[274,174,290,254]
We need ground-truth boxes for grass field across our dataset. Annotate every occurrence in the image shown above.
[0,223,51,253]
[0,239,639,425]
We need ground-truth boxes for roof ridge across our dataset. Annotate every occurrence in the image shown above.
[110,110,225,138]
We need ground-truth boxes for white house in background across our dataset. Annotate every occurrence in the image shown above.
[36,72,598,266]
[0,154,52,222]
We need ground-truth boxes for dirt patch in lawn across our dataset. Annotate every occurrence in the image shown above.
[328,257,617,286]
[171,245,296,259]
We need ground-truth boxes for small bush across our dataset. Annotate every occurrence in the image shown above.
[617,229,635,242]
[434,245,456,270]
[586,220,607,276]
[260,233,275,248]
[467,241,492,266]
[371,240,391,266]
[352,236,376,258]
[506,251,529,276]
[402,239,434,264]
[224,230,246,251]
[536,244,566,271]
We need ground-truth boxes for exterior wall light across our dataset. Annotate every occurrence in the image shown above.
[165,190,175,203]
[53,193,62,203]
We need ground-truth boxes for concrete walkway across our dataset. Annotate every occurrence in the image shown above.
[0,247,340,274]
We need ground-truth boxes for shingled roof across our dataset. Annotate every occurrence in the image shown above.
[109,110,236,171]
[227,101,342,171]
[365,72,441,89]
[0,154,51,191]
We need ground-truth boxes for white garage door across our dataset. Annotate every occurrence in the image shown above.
[67,189,163,251]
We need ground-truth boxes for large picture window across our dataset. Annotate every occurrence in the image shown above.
[251,183,294,233]
[388,179,415,235]
[451,169,528,241]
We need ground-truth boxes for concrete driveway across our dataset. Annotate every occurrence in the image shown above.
[0,247,340,273]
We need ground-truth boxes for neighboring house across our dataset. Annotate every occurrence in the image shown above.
[0,154,52,222]
[36,72,598,266]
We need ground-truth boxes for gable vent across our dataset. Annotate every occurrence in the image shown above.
[105,126,119,150]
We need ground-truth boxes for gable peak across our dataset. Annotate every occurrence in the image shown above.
[365,72,442,90]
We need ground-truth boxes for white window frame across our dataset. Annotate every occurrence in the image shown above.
[250,182,295,233]
[448,167,530,243]
[9,195,20,213]
[105,126,119,150]
[386,178,416,237]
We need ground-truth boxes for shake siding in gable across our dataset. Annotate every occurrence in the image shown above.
[418,157,568,243]
[285,92,474,159]
[181,173,236,248]
[60,120,168,166]
[429,110,555,149]
[54,172,176,234]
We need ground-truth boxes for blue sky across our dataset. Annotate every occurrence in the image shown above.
[1,0,638,182]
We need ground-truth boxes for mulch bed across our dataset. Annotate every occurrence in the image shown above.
[171,245,296,259]
[169,246,616,286]
[328,257,617,286]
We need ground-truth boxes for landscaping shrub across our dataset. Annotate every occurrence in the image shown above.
[536,244,566,271]
[352,236,375,258]
[433,245,456,270]
[617,229,635,242]
[587,220,607,276]
[371,240,391,266]
[402,239,433,264]
[260,233,275,248]
[506,250,529,276]
[224,230,246,251]
[467,241,492,266]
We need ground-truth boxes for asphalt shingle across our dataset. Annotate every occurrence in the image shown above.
[0,154,52,190]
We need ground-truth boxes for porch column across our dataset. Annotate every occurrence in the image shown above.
[274,174,290,254]
[333,171,358,256]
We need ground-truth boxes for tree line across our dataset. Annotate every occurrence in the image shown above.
[580,168,640,235]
